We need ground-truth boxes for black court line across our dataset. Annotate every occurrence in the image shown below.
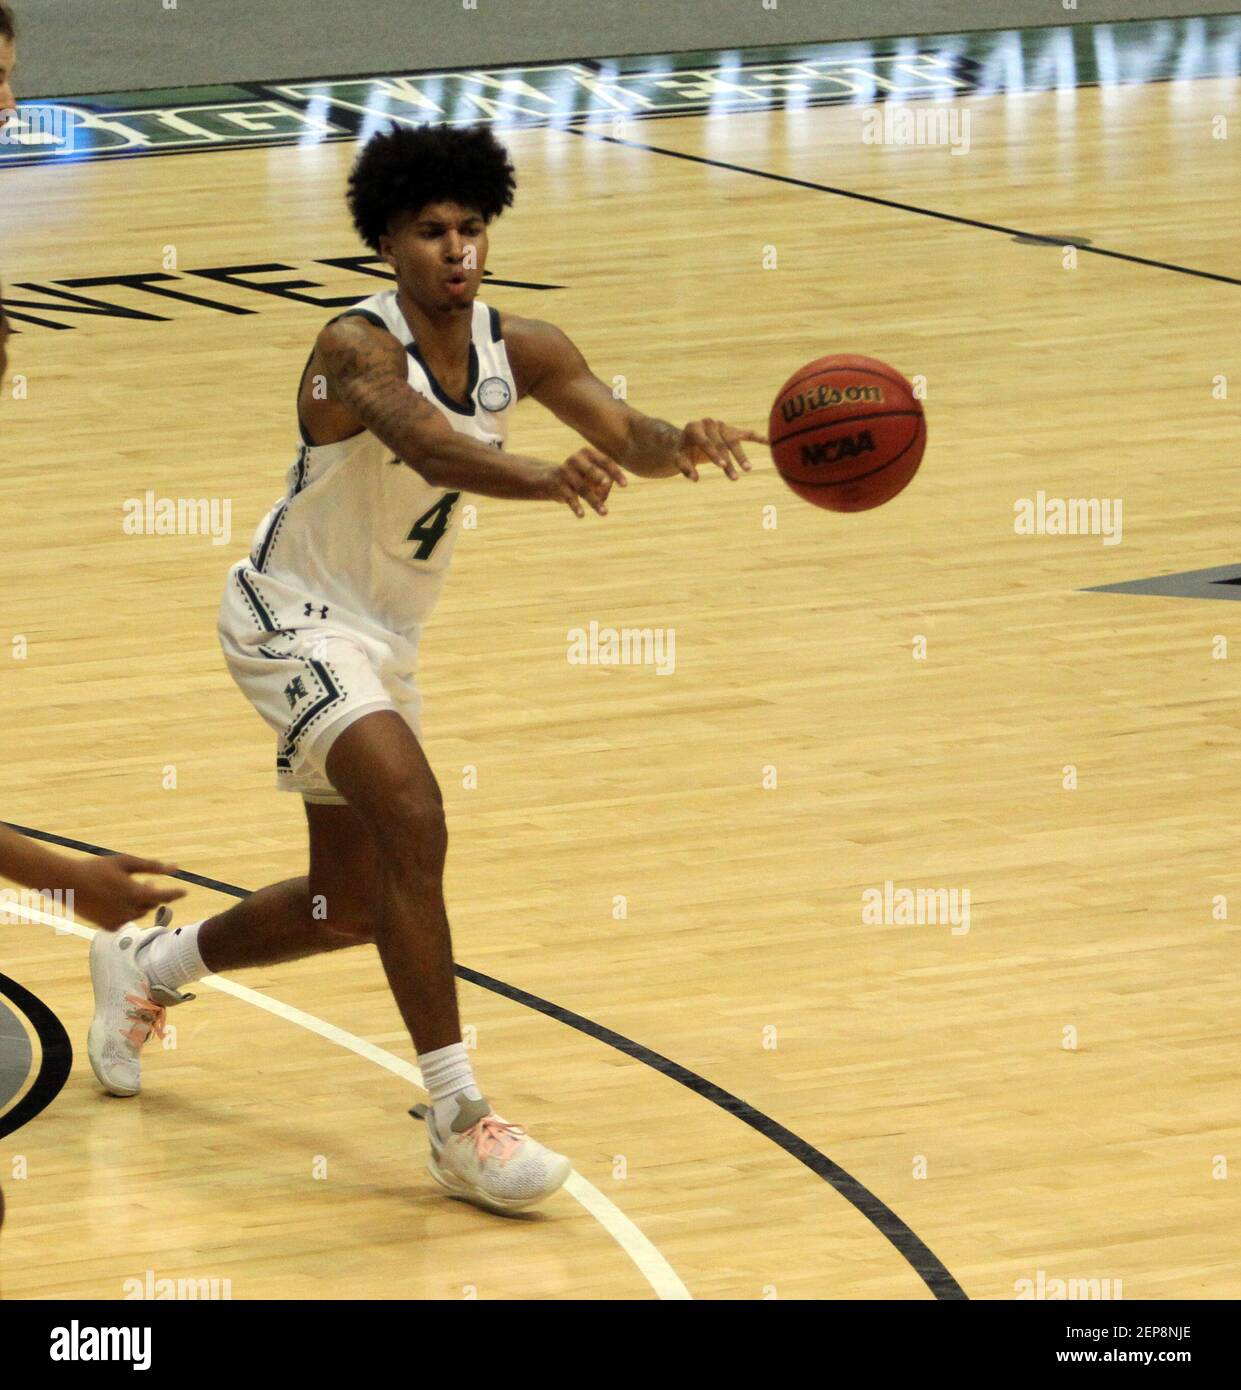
[0,973,74,1141]
[5,820,966,1298]
[454,963,964,1299]
[564,126,1241,290]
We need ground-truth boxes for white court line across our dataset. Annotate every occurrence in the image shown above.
[16,904,691,1300]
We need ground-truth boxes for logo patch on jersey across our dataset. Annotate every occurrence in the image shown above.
[478,376,512,412]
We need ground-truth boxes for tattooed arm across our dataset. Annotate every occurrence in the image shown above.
[310,315,625,517]
[503,314,766,481]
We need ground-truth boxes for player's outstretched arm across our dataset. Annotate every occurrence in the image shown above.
[505,314,768,481]
[315,316,625,517]
[0,822,185,931]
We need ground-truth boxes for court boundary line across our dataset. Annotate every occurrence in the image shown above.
[563,126,1241,290]
[4,822,968,1299]
[6,893,690,1302]
[6,98,1233,291]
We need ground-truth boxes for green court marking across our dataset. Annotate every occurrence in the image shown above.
[2,14,1239,168]
[70,84,260,107]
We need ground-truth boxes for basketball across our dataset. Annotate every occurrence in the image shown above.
[768,354,926,512]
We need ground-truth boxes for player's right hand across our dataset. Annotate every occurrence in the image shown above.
[68,854,187,931]
[541,448,627,517]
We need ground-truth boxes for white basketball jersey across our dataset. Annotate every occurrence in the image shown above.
[241,290,515,643]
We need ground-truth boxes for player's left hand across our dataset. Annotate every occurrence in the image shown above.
[676,420,768,482]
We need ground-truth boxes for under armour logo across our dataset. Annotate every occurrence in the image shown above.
[284,676,308,708]
[303,603,329,619]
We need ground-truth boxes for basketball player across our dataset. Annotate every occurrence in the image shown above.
[87,122,766,1214]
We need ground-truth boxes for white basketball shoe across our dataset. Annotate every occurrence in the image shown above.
[423,1095,572,1213]
[87,907,194,1097]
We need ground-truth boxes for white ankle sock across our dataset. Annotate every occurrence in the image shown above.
[136,919,207,993]
[418,1042,483,1133]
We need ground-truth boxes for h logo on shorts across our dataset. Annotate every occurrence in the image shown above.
[284,676,309,709]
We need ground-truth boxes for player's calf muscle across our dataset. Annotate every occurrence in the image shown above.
[319,918,374,946]
[313,894,376,943]
[303,877,375,943]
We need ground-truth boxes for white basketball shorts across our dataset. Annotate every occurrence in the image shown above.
[218,563,423,804]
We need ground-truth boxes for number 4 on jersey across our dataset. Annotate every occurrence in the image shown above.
[408,492,461,561]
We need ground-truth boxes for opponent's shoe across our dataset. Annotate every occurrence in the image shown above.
[422,1096,572,1213]
[87,907,194,1097]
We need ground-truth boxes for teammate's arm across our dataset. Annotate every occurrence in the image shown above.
[0,823,185,931]
[505,315,768,482]
[315,316,624,517]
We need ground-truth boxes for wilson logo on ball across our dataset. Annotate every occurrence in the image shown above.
[780,383,884,423]
[801,431,877,467]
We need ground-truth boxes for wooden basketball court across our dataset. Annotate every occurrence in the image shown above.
[2,19,1239,1300]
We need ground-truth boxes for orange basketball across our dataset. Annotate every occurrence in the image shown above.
[768,354,925,512]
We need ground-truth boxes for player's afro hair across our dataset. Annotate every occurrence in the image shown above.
[347,123,517,251]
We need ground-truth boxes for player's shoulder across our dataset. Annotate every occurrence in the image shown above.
[495,310,566,348]
[315,307,405,376]
[497,311,580,398]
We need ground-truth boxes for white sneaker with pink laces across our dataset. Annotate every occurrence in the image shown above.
[424,1095,572,1213]
[87,908,194,1097]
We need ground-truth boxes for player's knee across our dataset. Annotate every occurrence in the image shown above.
[375,790,448,872]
